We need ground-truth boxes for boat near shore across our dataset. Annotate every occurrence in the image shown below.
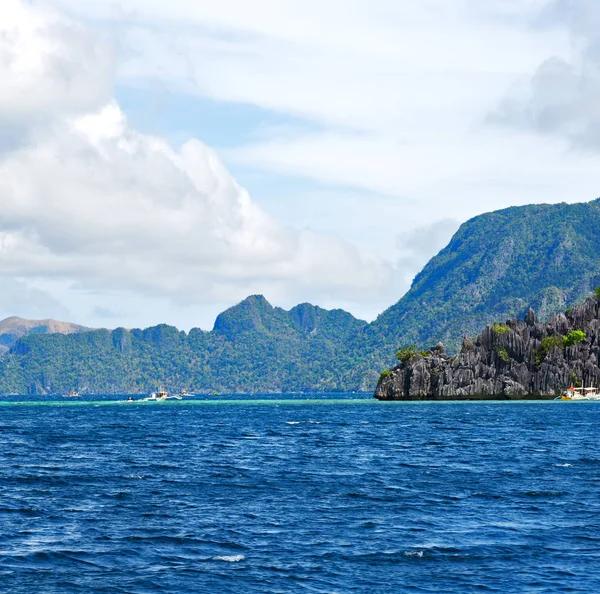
[63,390,80,398]
[556,386,600,401]
[141,388,182,402]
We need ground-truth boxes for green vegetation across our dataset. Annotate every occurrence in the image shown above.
[564,329,586,348]
[541,335,564,351]
[492,323,511,336]
[534,335,564,367]
[594,287,600,301]
[533,330,586,367]
[0,296,373,394]
[363,198,600,359]
[541,334,564,352]
[396,345,430,363]
[378,369,392,385]
[494,347,510,363]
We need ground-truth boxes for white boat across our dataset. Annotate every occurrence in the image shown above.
[142,387,182,402]
[63,389,80,398]
[179,390,194,397]
[557,386,600,401]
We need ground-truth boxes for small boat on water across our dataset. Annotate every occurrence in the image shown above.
[179,390,194,397]
[142,387,182,402]
[556,386,600,401]
[63,390,80,398]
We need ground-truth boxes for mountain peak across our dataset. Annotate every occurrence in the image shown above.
[0,316,89,331]
[0,316,92,350]
[368,197,600,354]
[239,294,271,308]
[212,295,276,337]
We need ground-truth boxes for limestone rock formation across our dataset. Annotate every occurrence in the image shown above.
[374,298,600,400]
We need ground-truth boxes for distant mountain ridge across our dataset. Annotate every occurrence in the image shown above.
[2,198,600,393]
[0,297,369,394]
[0,316,92,352]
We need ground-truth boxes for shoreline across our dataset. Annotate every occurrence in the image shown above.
[0,396,589,406]
[374,394,559,402]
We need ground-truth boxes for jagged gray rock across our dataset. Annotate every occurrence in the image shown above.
[375,298,600,400]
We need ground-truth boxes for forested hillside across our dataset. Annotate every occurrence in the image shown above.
[364,198,600,358]
[3,199,600,394]
[0,296,371,394]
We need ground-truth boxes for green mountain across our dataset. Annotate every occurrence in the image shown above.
[0,296,368,394]
[2,199,600,394]
[364,198,600,357]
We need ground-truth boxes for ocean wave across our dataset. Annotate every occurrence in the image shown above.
[2,399,600,592]
[212,554,245,562]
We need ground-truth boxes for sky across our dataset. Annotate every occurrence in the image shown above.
[1,0,600,331]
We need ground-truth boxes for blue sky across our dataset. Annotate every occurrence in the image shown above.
[116,87,323,150]
[2,0,600,330]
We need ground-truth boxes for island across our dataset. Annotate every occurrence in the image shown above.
[374,293,600,400]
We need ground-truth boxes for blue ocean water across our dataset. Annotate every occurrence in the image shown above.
[1,396,600,593]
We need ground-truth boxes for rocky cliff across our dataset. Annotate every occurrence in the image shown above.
[374,297,600,400]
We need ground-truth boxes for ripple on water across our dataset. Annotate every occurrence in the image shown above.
[0,399,599,593]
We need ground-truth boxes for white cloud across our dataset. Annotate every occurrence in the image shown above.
[7,0,600,327]
[92,305,123,319]
[0,0,114,152]
[224,125,600,227]
[51,1,600,222]
[491,1,600,149]
[0,1,113,114]
[0,103,389,302]
[396,219,460,272]
[0,278,70,320]
[53,0,562,141]
[0,1,393,326]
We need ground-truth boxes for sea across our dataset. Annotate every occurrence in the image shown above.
[1,393,599,593]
